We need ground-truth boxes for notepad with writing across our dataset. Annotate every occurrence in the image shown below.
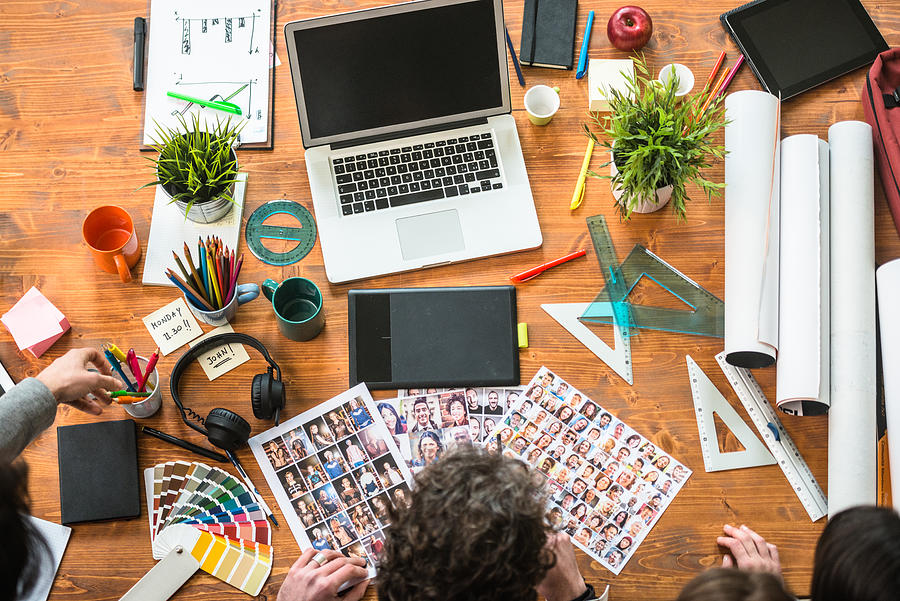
[58,419,141,525]
[520,0,578,70]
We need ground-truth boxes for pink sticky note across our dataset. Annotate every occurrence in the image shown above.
[1,287,69,357]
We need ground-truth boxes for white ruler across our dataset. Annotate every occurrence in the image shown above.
[715,352,828,521]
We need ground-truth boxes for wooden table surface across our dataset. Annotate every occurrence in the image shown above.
[2,0,899,599]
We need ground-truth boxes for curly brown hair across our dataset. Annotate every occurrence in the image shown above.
[377,446,554,601]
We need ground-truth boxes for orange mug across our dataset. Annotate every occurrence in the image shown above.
[82,206,141,283]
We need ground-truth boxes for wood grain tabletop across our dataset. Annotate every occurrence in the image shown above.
[1,0,898,599]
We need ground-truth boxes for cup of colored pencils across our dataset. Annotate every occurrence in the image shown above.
[166,236,259,326]
[117,354,162,419]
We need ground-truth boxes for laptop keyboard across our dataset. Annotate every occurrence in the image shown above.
[332,133,503,216]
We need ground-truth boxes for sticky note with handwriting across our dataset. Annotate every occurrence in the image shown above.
[143,298,203,355]
[188,324,250,380]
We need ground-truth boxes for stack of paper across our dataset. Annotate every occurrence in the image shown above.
[1,287,69,357]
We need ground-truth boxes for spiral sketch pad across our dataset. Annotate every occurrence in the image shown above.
[483,367,692,575]
[143,461,272,595]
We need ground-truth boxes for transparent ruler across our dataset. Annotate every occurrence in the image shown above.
[715,352,827,521]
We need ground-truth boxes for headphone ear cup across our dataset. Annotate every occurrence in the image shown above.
[251,373,270,420]
[205,408,251,451]
[252,373,286,421]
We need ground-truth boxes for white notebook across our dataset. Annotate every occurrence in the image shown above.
[17,516,71,601]
[141,173,246,287]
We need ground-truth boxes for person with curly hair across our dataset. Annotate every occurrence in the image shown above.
[377,447,596,601]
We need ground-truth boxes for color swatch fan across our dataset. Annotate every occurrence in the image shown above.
[143,461,273,596]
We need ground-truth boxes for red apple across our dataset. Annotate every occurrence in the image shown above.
[607,6,653,52]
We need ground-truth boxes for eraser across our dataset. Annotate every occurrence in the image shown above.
[517,322,528,348]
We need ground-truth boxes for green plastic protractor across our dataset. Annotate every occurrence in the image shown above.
[244,200,317,266]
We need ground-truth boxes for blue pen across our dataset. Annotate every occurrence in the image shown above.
[505,26,526,87]
[105,349,136,392]
[575,11,594,79]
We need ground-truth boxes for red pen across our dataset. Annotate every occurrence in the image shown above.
[138,347,160,392]
[510,249,587,283]
[125,348,142,384]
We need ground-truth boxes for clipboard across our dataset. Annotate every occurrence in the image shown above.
[139,0,277,150]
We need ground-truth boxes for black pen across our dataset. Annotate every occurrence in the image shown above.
[140,425,229,463]
[133,17,146,91]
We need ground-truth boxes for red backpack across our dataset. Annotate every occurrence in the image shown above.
[863,48,900,236]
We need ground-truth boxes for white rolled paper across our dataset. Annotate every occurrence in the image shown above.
[776,136,830,415]
[724,90,780,368]
[827,120,876,517]
[877,258,900,511]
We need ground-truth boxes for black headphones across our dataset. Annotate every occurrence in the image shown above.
[169,333,286,451]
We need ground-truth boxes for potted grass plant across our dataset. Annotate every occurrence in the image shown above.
[584,54,727,220]
[144,114,243,223]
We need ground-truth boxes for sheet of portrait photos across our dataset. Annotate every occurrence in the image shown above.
[387,386,524,471]
[481,368,692,575]
[248,383,414,578]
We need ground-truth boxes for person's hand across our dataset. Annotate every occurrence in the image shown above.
[536,532,588,601]
[717,524,782,578]
[35,348,121,415]
[277,549,369,601]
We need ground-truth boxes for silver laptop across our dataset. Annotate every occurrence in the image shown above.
[284,0,542,283]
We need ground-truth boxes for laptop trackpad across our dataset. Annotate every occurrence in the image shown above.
[396,209,465,261]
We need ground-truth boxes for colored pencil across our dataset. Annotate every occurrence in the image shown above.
[704,50,726,92]
[697,69,729,119]
[207,253,222,308]
[199,240,209,301]
[166,270,215,311]
[167,267,215,311]
[225,250,239,304]
[182,242,208,302]
[215,250,225,306]
[715,54,745,100]
[171,251,192,284]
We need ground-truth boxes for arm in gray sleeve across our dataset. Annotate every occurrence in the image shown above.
[0,378,58,463]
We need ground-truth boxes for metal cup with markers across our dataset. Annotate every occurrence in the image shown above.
[115,356,162,418]
[186,283,260,326]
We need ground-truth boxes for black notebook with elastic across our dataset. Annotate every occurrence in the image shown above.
[348,286,520,389]
[58,419,141,525]
[520,0,578,69]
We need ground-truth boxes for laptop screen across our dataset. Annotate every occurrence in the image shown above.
[286,0,510,148]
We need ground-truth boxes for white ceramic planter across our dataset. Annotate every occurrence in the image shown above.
[609,152,673,214]
[158,144,238,224]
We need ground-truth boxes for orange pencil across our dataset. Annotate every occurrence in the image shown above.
[696,69,729,120]
[704,50,726,92]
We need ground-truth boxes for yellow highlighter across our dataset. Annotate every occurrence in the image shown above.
[570,138,595,210]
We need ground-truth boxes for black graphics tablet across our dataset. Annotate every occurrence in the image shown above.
[721,0,887,100]
[348,286,519,389]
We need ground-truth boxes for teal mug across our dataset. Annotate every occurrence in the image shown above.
[262,277,325,341]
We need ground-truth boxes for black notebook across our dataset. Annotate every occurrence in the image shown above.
[58,419,141,525]
[520,0,578,69]
[348,286,520,389]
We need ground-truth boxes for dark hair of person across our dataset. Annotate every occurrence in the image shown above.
[1,461,50,600]
[377,446,554,601]
[811,506,900,601]
[676,568,793,601]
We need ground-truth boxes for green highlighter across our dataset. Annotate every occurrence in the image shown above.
[166,91,242,115]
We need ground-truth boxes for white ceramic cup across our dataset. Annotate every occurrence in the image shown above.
[523,85,561,125]
[658,64,694,97]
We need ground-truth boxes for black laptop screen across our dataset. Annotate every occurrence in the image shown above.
[292,0,503,140]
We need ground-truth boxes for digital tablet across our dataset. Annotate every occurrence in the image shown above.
[348,286,519,389]
[721,0,887,100]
